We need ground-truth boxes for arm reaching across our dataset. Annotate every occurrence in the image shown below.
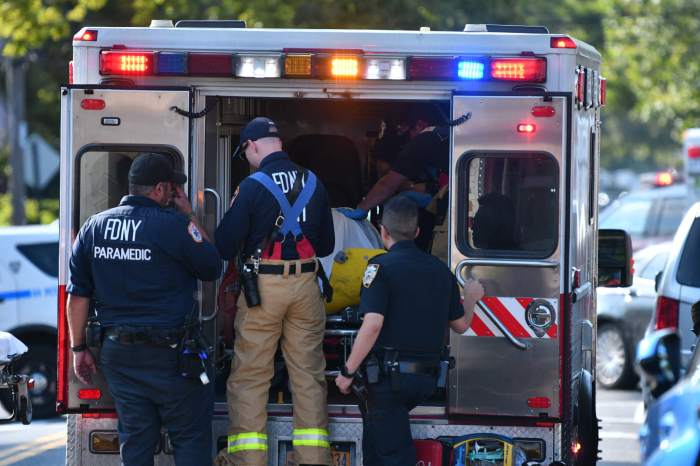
[449,279,485,334]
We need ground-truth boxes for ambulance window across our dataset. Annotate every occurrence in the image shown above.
[461,153,558,257]
[74,147,181,228]
[16,242,59,278]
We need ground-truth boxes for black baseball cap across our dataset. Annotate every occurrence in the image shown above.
[128,153,187,186]
[233,117,281,158]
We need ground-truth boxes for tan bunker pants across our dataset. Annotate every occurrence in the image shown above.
[219,260,331,466]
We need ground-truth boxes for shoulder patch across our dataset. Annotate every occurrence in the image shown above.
[362,263,381,288]
[187,222,203,243]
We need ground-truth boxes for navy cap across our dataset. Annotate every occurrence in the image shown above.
[233,117,281,157]
[128,153,187,186]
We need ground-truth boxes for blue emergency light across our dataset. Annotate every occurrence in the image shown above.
[457,60,485,80]
[156,52,188,75]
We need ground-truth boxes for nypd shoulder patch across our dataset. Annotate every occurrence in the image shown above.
[362,264,381,288]
[188,222,203,243]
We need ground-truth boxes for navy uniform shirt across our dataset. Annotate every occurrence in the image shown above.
[215,151,335,261]
[67,196,222,328]
[391,128,449,187]
[359,240,463,358]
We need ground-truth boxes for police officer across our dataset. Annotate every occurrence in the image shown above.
[343,110,450,251]
[335,195,484,466]
[66,153,222,466]
[215,117,334,466]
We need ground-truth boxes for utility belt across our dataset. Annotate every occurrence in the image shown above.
[102,326,184,347]
[362,347,451,391]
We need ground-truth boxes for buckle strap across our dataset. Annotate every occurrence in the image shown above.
[228,433,268,453]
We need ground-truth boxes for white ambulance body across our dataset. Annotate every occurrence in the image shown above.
[59,22,612,465]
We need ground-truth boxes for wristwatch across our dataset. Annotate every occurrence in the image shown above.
[71,343,88,353]
[340,364,356,379]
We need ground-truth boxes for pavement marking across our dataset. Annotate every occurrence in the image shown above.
[0,431,66,464]
[634,401,646,423]
[600,431,640,440]
[0,437,66,466]
[600,417,642,425]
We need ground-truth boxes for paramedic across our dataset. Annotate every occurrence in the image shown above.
[214,117,335,466]
[66,153,222,466]
[335,195,484,466]
[343,111,449,251]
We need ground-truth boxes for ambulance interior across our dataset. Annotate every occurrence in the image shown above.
[204,96,453,407]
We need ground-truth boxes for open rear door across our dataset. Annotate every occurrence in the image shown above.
[448,94,567,419]
[57,86,191,413]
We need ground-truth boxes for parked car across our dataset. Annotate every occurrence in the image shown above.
[637,329,700,465]
[596,242,671,389]
[0,222,58,418]
[599,184,694,251]
[647,202,700,368]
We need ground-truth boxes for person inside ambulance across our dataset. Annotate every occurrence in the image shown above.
[66,153,222,466]
[342,108,449,251]
[334,195,484,466]
[372,113,412,178]
[471,192,519,250]
[214,117,334,466]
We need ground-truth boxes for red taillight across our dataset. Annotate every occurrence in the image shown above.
[576,69,585,105]
[599,77,606,106]
[73,29,98,42]
[517,123,536,133]
[80,99,106,111]
[408,57,456,80]
[655,296,680,330]
[551,37,577,49]
[100,51,154,75]
[688,146,700,159]
[57,285,68,413]
[78,389,102,400]
[82,412,118,419]
[188,53,233,76]
[531,106,556,117]
[69,61,74,85]
[527,397,551,409]
[490,58,546,82]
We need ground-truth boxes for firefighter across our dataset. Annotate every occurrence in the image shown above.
[214,117,335,466]
[342,109,450,251]
[335,195,484,466]
[66,153,222,466]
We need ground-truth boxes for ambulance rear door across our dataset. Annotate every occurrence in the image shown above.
[58,86,192,412]
[448,93,568,419]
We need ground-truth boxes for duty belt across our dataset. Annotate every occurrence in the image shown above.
[398,360,439,376]
[104,326,183,346]
[257,262,316,275]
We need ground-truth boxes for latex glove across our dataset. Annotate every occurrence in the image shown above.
[339,207,368,220]
[401,191,433,208]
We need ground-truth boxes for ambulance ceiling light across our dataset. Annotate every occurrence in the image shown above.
[517,123,536,133]
[284,54,312,77]
[491,58,546,82]
[365,58,406,80]
[235,55,282,78]
[600,77,607,106]
[156,52,187,75]
[73,29,98,42]
[188,52,233,76]
[688,146,700,159]
[655,171,674,187]
[330,57,360,78]
[100,51,154,75]
[550,37,576,49]
[408,57,456,80]
[457,60,485,80]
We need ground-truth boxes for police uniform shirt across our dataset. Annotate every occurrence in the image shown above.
[215,151,335,261]
[359,240,463,358]
[68,195,222,328]
[390,128,449,185]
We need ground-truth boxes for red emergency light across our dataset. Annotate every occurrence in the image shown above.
[100,51,154,76]
[490,58,546,82]
[599,77,607,106]
[550,37,576,49]
[655,171,674,187]
[527,397,551,409]
[688,146,700,159]
[531,106,556,117]
[80,99,106,110]
[73,29,98,42]
[576,68,585,106]
[517,123,536,133]
[78,389,102,400]
[68,61,74,84]
[408,57,456,80]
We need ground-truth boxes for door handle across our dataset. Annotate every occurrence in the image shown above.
[201,188,224,323]
[455,260,530,351]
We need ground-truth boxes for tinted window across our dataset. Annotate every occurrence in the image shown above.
[657,198,689,236]
[677,218,700,287]
[599,199,652,236]
[638,251,669,280]
[460,153,558,257]
[16,242,59,278]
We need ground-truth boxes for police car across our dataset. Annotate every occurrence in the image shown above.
[0,222,59,419]
[58,21,630,465]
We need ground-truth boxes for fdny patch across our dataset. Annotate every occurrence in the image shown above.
[362,264,380,288]
[188,222,203,243]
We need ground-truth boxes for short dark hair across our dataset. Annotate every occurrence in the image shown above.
[129,182,155,196]
[381,195,418,241]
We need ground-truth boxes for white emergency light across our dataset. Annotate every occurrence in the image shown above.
[364,58,406,80]
[235,55,282,78]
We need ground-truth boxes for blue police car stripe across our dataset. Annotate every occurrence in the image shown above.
[0,287,57,302]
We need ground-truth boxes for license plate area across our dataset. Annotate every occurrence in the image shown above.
[280,441,355,466]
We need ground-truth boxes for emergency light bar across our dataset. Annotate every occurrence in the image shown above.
[98,49,547,83]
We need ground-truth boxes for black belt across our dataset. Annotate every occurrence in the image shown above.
[398,361,439,376]
[257,262,316,275]
[104,327,183,346]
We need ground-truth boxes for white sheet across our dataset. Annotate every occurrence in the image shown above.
[0,331,28,363]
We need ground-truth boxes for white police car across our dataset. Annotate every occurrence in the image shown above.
[0,222,59,418]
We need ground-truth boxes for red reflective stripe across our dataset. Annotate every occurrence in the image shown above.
[482,297,531,338]
[516,297,533,309]
[547,323,558,338]
[470,313,494,337]
[295,237,316,259]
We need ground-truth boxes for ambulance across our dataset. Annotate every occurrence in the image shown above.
[58,21,632,465]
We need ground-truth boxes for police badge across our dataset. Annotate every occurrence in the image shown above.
[362,264,380,288]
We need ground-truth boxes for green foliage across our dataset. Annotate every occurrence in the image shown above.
[0,194,59,226]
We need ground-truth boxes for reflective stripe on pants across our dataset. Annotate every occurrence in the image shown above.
[292,428,330,448]
[227,433,268,453]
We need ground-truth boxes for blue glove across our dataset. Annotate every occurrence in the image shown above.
[401,191,433,208]
[339,207,368,220]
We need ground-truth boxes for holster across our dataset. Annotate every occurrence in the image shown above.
[436,346,454,389]
[85,319,103,348]
[178,325,212,385]
[382,347,401,392]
